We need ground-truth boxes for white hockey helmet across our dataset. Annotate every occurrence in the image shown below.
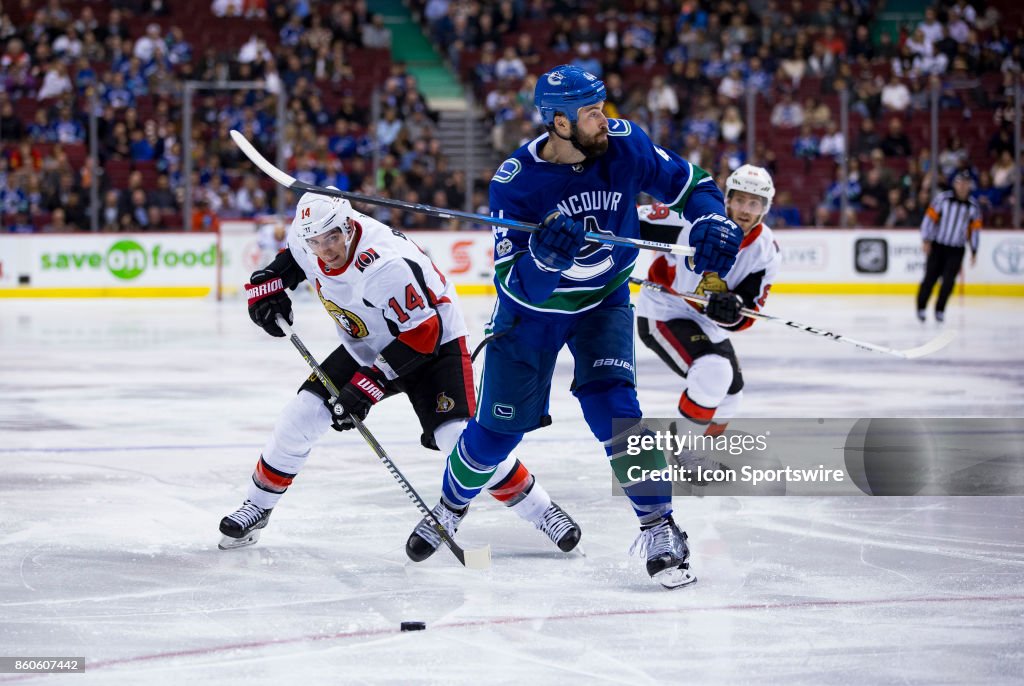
[725,164,775,220]
[292,188,355,244]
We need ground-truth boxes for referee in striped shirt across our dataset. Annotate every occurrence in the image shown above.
[916,170,982,322]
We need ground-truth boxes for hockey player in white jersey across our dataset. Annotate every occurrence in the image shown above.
[219,190,581,555]
[636,164,780,435]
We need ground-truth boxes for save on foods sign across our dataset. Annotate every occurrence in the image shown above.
[25,234,219,288]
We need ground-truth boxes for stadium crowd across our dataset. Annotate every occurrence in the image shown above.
[0,0,1020,232]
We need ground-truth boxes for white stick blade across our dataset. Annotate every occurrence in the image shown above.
[229,129,297,188]
[901,329,957,360]
[462,545,492,570]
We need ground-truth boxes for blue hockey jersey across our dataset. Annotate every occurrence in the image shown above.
[489,118,725,315]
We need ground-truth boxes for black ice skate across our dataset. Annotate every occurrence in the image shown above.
[406,500,467,562]
[218,500,273,550]
[631,515,696,589]
[534,502,582,552]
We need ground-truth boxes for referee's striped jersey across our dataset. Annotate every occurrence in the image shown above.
[921,191,982,254]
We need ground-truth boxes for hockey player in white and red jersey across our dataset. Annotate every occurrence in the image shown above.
[636,164,780,435]
[219,190,581,555]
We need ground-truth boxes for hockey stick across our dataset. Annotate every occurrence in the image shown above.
[274,316,491,570]
[230,129,695,257]
[629,277,956,360]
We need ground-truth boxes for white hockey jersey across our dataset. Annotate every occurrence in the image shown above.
[288,212,468,379]
[634,203,781,343]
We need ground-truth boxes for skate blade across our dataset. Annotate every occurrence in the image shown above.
[218,530,261,550]
[654,565,697,589]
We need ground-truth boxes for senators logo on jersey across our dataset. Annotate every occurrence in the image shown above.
[316,279,369,338]
[435,392,455,413]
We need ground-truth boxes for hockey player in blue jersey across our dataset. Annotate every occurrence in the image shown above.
[405,65,743,588]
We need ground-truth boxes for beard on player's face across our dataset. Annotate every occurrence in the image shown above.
[574,128,609,158]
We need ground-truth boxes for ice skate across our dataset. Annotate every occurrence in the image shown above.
[917,309,926,322]
[218,500,273,550]
[533,502,582,552]
[631,515,696,589]
[406,500,467,562]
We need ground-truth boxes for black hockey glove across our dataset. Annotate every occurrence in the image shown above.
[325,366,387,431]
[688,213,743,275]
[246,269,293,337]
[704,291,745,326]
[529,210,587,272]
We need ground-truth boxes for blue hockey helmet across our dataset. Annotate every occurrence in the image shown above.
[534,65,607,126]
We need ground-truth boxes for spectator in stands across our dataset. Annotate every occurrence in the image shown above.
[880,117,912,158]
[938,134,968,178]
[41,207,75,232]
[794,124,820,160]
[99,189,120,230]
[26,109,55,143]
[991,150,1018,197]
[805,97,832,129]
[719,105,744,145]
[974,170,1003,209]
[880,75,911,112]
[851,118,881,158]
[362,14,392,49]
[133,23,166,63]
[770,91,804,129]
[819,120,845,159]
[570,43,602,79]
[767,190,802,228]
[718,66,745,101]
[37,60,72,100]
[190,197,220,232]
[917,8,944,48]
[807,40,836,78]
[859,166,891,224]
[149,173,178,212]
[0,100,24,140]
[495,46,527,81]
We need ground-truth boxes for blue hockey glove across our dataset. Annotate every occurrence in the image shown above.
[529,210,587,272]
[688,213,743,275]
[704,291,745,326]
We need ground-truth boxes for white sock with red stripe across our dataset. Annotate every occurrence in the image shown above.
[246,390,332,510]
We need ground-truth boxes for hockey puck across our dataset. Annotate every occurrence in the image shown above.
[400,621,426,632]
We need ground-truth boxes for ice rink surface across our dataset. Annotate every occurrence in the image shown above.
[1,293,1023,685]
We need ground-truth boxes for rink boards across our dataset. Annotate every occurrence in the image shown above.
[1,226,1021,297]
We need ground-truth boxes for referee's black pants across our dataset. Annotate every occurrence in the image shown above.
[917,243,965,313]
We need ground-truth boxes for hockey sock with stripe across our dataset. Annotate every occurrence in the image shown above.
[440,419,522,510]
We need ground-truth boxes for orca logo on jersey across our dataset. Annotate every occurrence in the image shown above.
[355,248,380,272]
[492,158,522,184]
[562,222,615,281]
[315,278,370,338]
[492,403,515,420]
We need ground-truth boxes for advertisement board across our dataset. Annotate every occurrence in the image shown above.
[1,227,1021,297]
